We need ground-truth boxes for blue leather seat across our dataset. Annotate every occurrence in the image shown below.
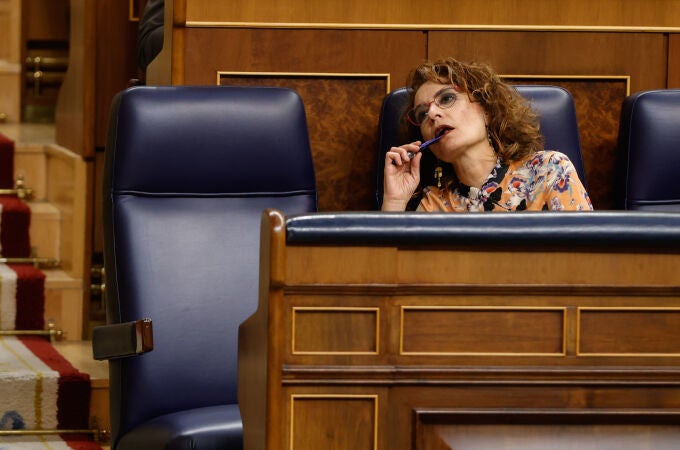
[375,85,587,209]
[93,85,317,449]
[617,89,680,211]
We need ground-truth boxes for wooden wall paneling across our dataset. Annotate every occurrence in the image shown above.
[0,0,21,123]
[239,211,680,450]
[183,0,680,28]
[56,0,140,155]
[94,0,140,148]
[0,0,20,62]
[189,28,425,211]
[23,0,69,41]
[427,32,666,93]
[182,29,424,90]
[55,0,96,157]
[669,34,680,88]
[428,31,666,210]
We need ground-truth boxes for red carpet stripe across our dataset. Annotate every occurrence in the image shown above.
[0,195,32,258]
[10,264,45,331]
[0,133,14,189]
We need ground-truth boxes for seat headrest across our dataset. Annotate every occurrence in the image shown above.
[106,85,316,195]
[619,89,680,211]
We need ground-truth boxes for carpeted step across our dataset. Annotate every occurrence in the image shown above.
[0,336,102,448]
[0,132,103,448]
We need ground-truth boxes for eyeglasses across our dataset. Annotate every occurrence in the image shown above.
[407,87,458,126]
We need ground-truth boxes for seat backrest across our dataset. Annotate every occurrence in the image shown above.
[103,85,317,442]
[617,89,680,211]
[375,85,587,209]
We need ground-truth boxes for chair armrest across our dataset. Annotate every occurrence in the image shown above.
[92,319,154,360]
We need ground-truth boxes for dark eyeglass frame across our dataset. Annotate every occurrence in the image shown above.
[407,86,458,126]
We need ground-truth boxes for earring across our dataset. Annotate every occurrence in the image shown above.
[434,162,443,188]
[486,126,493,147]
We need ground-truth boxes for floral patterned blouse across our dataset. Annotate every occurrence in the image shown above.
[418,151,593,212]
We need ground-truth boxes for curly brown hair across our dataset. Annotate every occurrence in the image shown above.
[406,57,544,163]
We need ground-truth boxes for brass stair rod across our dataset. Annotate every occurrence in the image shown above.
[0,257,60,269]
[0,175,33,199]
[0,428,109,442]
[0,329,63,338]
[0,321,63,339]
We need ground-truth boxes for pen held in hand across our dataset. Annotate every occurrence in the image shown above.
[391,134,443,165]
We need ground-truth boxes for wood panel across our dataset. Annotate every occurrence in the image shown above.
[0,0,20,62]
[94,0,140,148]
[183,0,680,28]
[579,308,680,355]
[182,28,424,91]
[292,307,379,354]
[55,0,95,157]
[428,32,666,94]
[238,210,680,450]
[288,395,378,450]
[669,34,680,88]
[400,307,565,355]
[0,0,21,123]
[55,0,139,157]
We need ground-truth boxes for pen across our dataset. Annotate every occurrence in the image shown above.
[392,135,443,165]
[409,134,443,158]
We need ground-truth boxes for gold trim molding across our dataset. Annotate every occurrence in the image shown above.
[188,22,680,33]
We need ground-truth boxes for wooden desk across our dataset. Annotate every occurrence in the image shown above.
[239,210,680,450]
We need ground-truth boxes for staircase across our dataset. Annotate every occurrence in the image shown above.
[0,122,110,448]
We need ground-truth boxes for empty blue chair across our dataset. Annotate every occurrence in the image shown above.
[617,89,680,211]
[92,85,317,449]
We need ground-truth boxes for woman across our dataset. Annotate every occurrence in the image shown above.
[382,57,593,212]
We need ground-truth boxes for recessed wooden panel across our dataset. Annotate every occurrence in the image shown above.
[669,34,680,88]
[292,307,379,354]
[579,308,680,356]
[290,395,377,450]
[218,73,387,211]
[401,307,565,355]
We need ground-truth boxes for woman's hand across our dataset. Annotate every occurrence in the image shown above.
[382,142,422,211]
